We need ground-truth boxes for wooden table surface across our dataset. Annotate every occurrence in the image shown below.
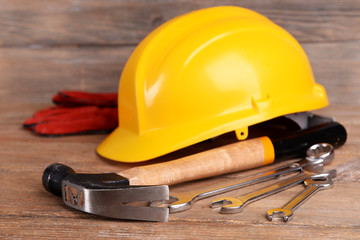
[1,1,360,239]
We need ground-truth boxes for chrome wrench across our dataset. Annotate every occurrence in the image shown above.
[210,169,336,214]
[266,175,334,222]
[168,143,334,213]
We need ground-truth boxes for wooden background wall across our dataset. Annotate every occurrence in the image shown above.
[1,1,360,239]
[1,0,359,105]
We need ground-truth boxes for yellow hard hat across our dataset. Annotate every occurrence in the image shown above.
[97,6,328,162]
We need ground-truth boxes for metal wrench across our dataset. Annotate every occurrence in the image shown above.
[266,175,334,222]
[168,143,334,213]
[210,169,336,214]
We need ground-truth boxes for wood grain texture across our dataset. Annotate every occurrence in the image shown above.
[0,0,359,47]
[1,0,360,239]
[121,138,268,185]
[1,41,359,105]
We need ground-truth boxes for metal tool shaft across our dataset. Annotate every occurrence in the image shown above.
[169,162,301,212]
[169,143,334,213]
[267,175,334,222]
[210,172,312,213]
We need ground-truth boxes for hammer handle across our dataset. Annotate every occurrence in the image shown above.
[120,121,347,186]
[120,137,274,185]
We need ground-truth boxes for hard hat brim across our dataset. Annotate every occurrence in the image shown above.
[96,123,209,163]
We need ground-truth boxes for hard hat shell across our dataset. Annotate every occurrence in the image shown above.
[97,6,328,162]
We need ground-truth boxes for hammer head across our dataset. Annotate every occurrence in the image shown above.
[43,163,169,222]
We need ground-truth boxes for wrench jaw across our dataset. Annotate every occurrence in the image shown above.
[307,169,337,180]
[61,180,170,222]
[301,143,335,173]
[168,195,194,213]
[306,143,334,166]
[303,177,334,189]
[266,171,336,222]
[266,208,293,222]
[150,195,196,213]
[210,197,246,214]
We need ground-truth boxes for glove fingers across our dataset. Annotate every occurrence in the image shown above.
[24,106,118,135]
[33,106,71,117]
[24,107,58,129]
[53,91,117,107]
[25,106,111,124]
[31,109,118,136]
[24,90,119,136]
[24,107,70,128]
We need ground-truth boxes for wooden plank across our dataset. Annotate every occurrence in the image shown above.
[0,0,359,47]
[1,148,360,239]
[303,42,360,106]
[2,215,360,240]
[1,41,359,106]
[0,46,134,104]
[2,213,360,239]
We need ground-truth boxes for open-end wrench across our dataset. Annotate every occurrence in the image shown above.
[210,169,336,214]
[266,175,334,222]
[168,143,334,213]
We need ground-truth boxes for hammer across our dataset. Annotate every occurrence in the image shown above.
[42,113,347,221]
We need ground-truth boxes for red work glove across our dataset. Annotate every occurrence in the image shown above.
[24,91,118,136]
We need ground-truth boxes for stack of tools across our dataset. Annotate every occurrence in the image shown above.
[42,113,346,222]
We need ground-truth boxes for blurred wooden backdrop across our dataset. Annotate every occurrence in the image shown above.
[1,1,360,239]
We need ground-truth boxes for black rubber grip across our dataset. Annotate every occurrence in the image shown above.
[270,121,347,162]
[42,163,75,196]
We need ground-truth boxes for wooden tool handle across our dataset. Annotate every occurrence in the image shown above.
[120,137,275,185]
